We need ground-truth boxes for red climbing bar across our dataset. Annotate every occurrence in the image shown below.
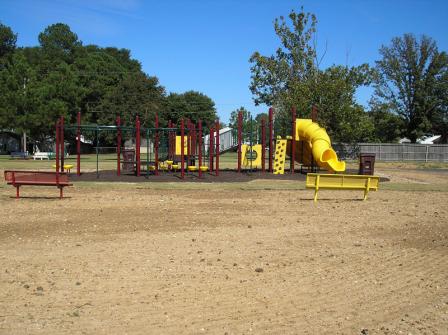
[261,117,266,173]
[168,120,173,160]
[136,116,141,176]
[116,116,121,176]
[77,112,81,176]
[180,119,185,179]
[55,119,60,182]
[291,107,296,174]
[209,126,214,172]
[187,120,191,166]
[192,122,197,156]
[237,110,242,172]
[215,119,220,176]
[269,107,274,172]
[198,120,202,178]
[155,113,159,176]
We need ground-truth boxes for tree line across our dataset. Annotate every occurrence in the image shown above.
[2,7,448,146]
[245,8,448,143]
[0,22,217,145]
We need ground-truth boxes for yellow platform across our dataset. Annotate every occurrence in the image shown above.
[52,164,74,172]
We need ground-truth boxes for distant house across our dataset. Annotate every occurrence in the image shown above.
[0,131,21,154]
[417,135,442,144]
[399,135,442,144]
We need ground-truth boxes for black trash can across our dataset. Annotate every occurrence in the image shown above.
[122,149,135,174]
[359,153,375,175]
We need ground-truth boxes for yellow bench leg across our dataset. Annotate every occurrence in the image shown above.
[363,177,371,201]
[314,175,320,202]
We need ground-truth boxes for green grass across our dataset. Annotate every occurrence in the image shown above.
[2,154,448,193]
[0,152,270,171]
[73,179,305,191]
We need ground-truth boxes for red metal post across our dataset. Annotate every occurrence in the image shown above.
[55,119,60,182]
[198,120,202,178]
[172,121,176,160]
[261,117,266,173]
[136,116,141,176]
[168,120,172,160]
[155,113,159,176]
[291,107,296,174]
[192,122,197,157]
[268,107,274,172]
[209,126,214,172]
[180,119,185,179]
[311,105,318,122]
[215,119,220,176]
[77,112,81,176]
[60,116,64,172]
[237,111,242,172]
[186,120,191,167]
[117,116,121,176]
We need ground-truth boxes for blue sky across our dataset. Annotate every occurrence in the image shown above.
[1,0,447,123]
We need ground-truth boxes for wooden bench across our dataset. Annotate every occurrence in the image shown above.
[33,152,50,160]
[10,151,29,159]
[306,173,380,202]
[4,170,72,199]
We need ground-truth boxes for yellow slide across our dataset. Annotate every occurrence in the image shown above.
[293,119,345,172]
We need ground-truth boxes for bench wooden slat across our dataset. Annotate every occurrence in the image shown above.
[4,170,72,199]
[306,173,380,202]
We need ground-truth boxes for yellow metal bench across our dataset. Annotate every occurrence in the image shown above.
[306,173,380,202]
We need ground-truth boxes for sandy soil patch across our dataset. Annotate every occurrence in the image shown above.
[0,180,447,334]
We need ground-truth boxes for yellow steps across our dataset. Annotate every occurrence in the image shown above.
[273,139,287,175]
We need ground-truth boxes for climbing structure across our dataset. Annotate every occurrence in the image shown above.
[273,139,287,174]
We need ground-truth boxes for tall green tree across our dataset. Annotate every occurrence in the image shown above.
[0,22,17,59]
[163,91,216,127]
[249,7,375,143]
[373,33,448,142]
[229,107,252,137]
[368,101,405,142]
[38,23,81,65]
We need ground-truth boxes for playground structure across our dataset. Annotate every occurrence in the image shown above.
[3,106,380,200]
[53,106,348,179]
[57,113,224,179]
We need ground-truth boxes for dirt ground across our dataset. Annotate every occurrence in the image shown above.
[0,168,447,334]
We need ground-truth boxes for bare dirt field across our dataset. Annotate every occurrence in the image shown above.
[1,168,447,334]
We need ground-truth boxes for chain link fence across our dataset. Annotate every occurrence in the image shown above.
[333,143,448,162]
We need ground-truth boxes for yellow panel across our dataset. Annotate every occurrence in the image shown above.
[175,136,188,155]
[242,144,262,169]
[273,139,287,175]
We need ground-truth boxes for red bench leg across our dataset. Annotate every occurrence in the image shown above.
[16,186,20,199]
[59,186,63,199]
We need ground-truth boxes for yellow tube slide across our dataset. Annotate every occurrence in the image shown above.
[295,119,345,172]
